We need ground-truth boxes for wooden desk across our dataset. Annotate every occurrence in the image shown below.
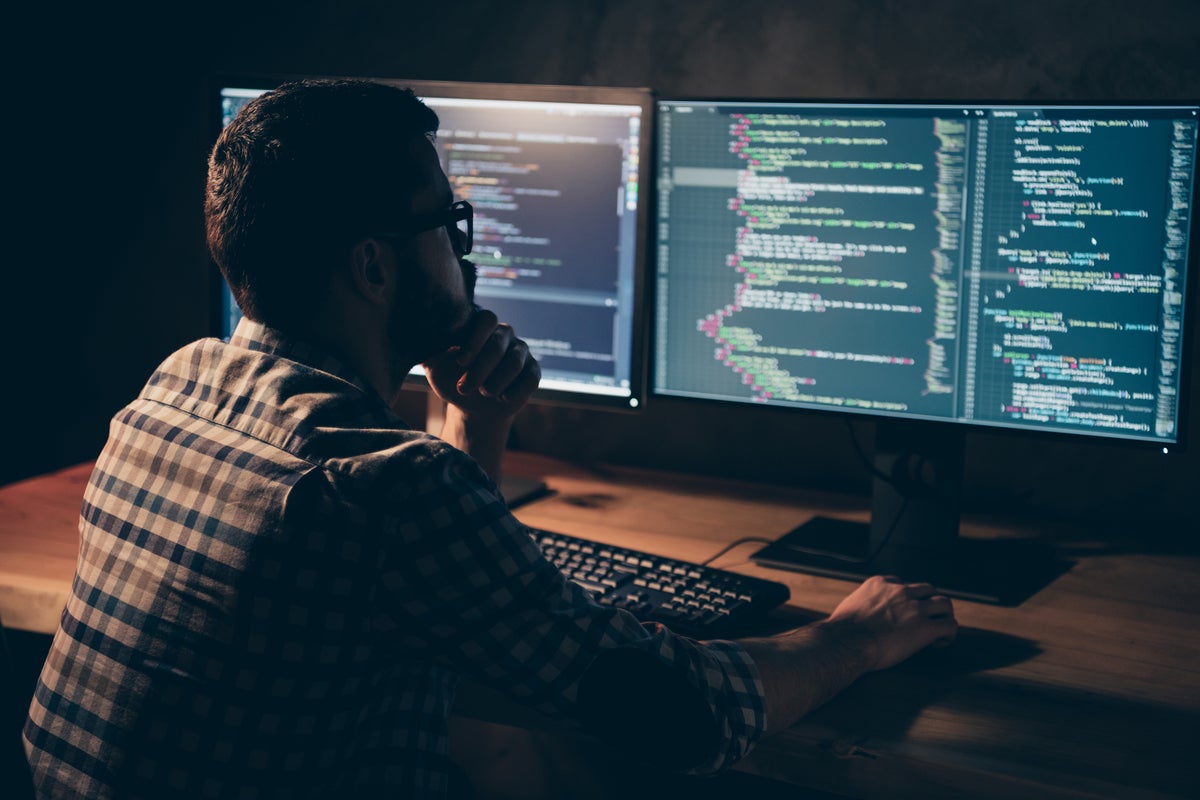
[0,462,88,635]
[1,455,1196,799]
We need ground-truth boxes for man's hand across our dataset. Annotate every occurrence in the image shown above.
[421,308,541,483]
[423,307,541,421]
[824,575,958,672]
[737,575,957,735]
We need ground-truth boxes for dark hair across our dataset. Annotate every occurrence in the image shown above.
[205,78,440,328]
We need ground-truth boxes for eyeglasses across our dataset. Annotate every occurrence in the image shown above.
[378,199,473,256]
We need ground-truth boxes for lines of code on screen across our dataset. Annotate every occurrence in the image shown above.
[654,102,1197,443]
[425,99,643,398]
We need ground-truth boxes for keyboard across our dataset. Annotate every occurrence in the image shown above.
[534,528,791,638]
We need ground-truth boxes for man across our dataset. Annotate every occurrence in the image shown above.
[24,79,957,798]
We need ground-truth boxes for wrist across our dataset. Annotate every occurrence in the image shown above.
[439,404,510,484]
[443,403,514,440]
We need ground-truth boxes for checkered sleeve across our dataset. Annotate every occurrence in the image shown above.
[373,449,767,773]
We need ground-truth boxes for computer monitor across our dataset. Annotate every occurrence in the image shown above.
[213,76,652,412]
[653,98,1198,603]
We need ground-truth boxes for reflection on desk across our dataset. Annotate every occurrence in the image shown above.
[1,453,1196,799]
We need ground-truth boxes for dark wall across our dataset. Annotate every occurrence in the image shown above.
[8,0,1198,538]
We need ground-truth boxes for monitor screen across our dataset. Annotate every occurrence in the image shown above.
[654,98,1198,603]
[653,99,1197,447]
[214,77,653,411]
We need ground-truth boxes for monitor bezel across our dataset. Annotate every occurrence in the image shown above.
[649,95,1200,454]
[206,72,656,413]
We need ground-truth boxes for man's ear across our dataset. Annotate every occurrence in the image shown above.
[346,238,395,306]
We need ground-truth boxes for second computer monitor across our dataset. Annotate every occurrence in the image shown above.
[215,77,653,411]
[653,98,1196,447]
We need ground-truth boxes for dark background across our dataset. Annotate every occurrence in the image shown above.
[6,0,1199,539]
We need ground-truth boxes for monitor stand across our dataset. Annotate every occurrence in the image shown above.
[424,393,550,509]
[751,421,1068,606]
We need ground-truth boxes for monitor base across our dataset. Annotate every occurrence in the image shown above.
[751,516,1070,607]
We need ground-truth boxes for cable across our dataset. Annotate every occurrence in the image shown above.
[702,536,776,567]
[844,419,929,565]
[845,419,898,487]
[846,420,937,497]
[704,425,922,569]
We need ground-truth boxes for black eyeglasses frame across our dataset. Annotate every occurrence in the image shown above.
[377,199,473,256]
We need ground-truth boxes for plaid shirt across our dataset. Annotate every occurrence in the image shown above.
[24,319,766,798]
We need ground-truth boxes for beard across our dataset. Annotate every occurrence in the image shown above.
[459,256,477,306]
[388,256,479,369]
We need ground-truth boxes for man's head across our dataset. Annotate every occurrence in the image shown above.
[206,78,476,365]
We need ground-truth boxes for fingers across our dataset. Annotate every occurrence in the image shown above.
[917,591,953,610]
[913,590,957,648]
[453,308,501,371]
[918,594,955,620]
[499,358,542,405]
[431,308,541,417]
[900,581,937,599]
[898,582,955,621]
[477,343,528,397]
[459,331,538,401]
[876,576,948,607]
[928,613,959,648]
[452,310,529,397]
[877,575,958,637]
[457,326,520,395]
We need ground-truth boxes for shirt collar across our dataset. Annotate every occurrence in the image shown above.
[228,316,382,402]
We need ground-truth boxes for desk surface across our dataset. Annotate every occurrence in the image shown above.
[1,454,1196,799]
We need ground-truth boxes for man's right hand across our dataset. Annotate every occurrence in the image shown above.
[824,574,958,672]
[735,574,957,736]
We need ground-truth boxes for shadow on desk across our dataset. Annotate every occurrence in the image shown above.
[746,618,1197,799]
[751,611,1053,737]
[804,625,1046,736]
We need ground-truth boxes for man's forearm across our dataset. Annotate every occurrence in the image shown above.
[735,619,873,736]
